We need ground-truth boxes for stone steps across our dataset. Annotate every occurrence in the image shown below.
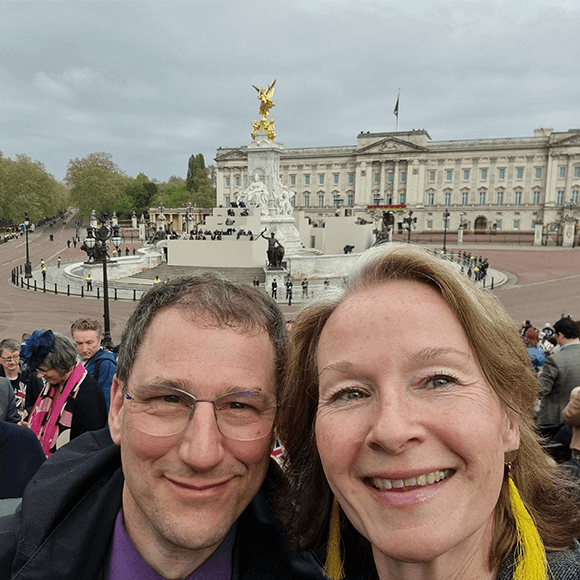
[129,264,267,285]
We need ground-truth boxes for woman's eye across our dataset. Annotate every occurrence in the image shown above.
[426,375,456,389]
[330,388,369,404]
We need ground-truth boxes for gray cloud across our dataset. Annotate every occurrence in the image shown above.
[1,0,579,183]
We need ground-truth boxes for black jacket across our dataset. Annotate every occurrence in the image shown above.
[0,428,324,580]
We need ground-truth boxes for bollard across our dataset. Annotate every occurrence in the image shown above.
[55,283,58,295]
[34,280,37,292]
[67,285,70,297]
[97,287,100,300]
[114,288,118,300]
[43,282,46,293]
[81,287,84,298]
[133,289,136,301]
[491,277,494,290]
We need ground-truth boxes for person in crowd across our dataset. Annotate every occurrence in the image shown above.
[0,422,45,499]
[22,330,107,456]
[524,327,545,374]
[71,318,117,410]
[562,386,580,479]
[277,244,580,580]
[538,317,580,427]
[0,338,44,420]
[0,377,19,423]
[0,274,323,580]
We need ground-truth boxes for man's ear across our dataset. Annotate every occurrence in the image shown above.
[109,375,124,445]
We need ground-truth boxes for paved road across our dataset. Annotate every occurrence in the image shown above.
[0,215,139,344]
[2,219,579,344]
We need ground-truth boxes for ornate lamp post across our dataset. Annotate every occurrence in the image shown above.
[402,210,417,243]
[24,211,32,279]
[83,221,122,350]
[443,208,451,253]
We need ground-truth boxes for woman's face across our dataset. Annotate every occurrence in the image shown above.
[37,365,69,387]
[315,280,519,567]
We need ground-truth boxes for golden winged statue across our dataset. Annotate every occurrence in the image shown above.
[251,79,276,141]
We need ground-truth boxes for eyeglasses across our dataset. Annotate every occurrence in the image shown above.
[124,385,278,441]
[37,367,51,376]
[1,356,19,363]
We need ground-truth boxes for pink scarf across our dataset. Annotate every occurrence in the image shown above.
[29,362,87,456]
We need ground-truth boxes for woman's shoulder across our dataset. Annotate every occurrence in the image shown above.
[546,540,580,578]
[499,541,580,580]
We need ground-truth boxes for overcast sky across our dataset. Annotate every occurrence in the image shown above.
[1,0,579,184]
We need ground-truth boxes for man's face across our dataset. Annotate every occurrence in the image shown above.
[109,308,276,562]
[72,329,101,361]
[0,348,20,374]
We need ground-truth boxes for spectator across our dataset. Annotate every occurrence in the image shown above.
[524,327,545,373]
[0,338,43,420]
[23,330,107,456]
[562,386,580,479]
[0,378,19,423]
[71,318,117,410]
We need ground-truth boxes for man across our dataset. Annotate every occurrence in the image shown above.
[538,317,580,426]
[86,273,93,291]
[0,377,19,423]
[301,278,309,299]
[271,277,277,299]
[71,318,117,410]
[1,274,323,579]
[0,338,43,420]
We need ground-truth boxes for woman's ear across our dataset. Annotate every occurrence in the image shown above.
[502,407,520,456]
[108,375,124,445]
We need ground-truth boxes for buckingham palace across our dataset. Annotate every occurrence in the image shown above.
[215,127,580,234]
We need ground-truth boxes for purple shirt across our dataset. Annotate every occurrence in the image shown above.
[107,509,235,580]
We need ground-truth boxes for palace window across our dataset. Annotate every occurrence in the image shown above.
[225,177,230,187]
[399,193,406,204]
[347,194,354,207]
[444,192,451,205]
[319,175,325,185]
[513,219,520,230]
[557,190,564,204]
[427,193,434,205]
[386,194,393,204]
[401,172,407,183]
[304,195,309,207]
[516,168,523,180]
[533,191,540,204]
[373,195,381,205]
[481,169,487,180]
[348,173,354,184]
[235,177,240,187]
[225,197,230,207]
[387,172,393,183]
[426,220,433,230]
[514,191,522,205]
[318,195,324,207]
[463,169,470,181]
[572,190,579,204]
[334,174,339,185]
[429,171,436,182]
[479,192,486,204]
[495,219,502,230]
[290,196,295,207]
[290,175,296,186]
[535,168,542,179]
[574,167,580,179]
[496,191,504,205]
[374,172,380,183]
[304,175,310,185]
[498,168,505,180]
[446,170,453,181]
[559,167,566,179]
[462,192,469,205]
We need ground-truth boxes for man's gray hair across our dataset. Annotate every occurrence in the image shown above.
[0,338,21,353]
[116,272,288,392]
[42,333,78,374]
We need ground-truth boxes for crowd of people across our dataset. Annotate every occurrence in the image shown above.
[1,244,580,580]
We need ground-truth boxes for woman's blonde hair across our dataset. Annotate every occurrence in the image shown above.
[277,244,580,576]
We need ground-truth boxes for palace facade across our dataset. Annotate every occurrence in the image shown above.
[215,127,580,233]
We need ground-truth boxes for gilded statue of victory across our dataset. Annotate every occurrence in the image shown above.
[251,79,276,141]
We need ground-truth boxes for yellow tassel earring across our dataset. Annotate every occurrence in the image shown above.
[506,464,548,580]
[325,496,344,580]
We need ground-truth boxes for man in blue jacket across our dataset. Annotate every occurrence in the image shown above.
[71,318,117,410]
[1,274,323,580]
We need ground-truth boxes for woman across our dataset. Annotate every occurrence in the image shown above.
[523,327,545,373]
[277,244,580,580]
[22,330,108,457]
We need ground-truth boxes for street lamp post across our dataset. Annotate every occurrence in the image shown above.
[443,209,451,253]
[83,221,122,350]
[24,212,32,279]
[402,210,417,243]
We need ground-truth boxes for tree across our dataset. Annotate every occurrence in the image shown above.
[69,163,129,218]
[64,152,125,188]
[184,154,216,207]
[122,173,158,218]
